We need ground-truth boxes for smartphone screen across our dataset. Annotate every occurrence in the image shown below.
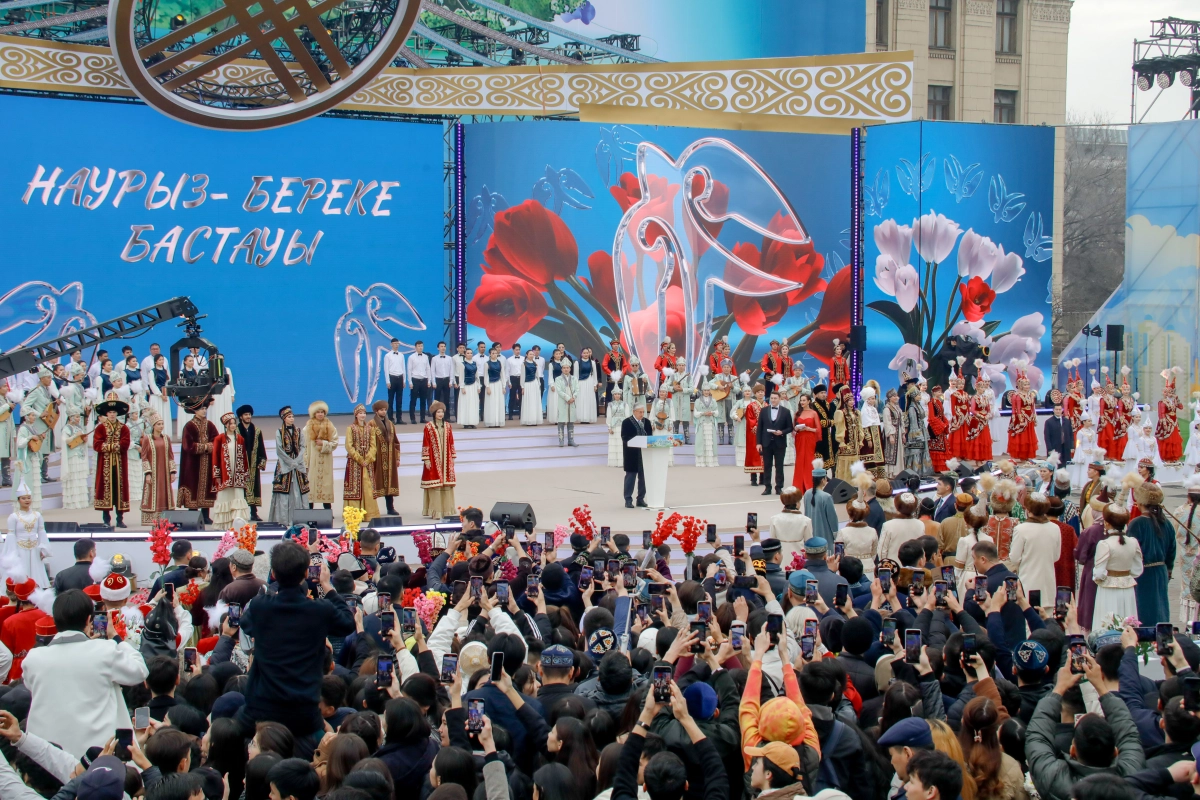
[93,612,108,636]
[879,569,892,594]
[803,619,817,638]
[115,728,132,760]
[1005,576,1018,602]
[1026,589,1041,608]
[467,699,485,733]
[377,592,392,614]
[490,651,505,682]
[495,582,510,605]
[544,532,554,552]
[401,607,418,634]
[696,600,712,623]
[706,523,717,543]
[529,542,543,561]
[1055,587,1071,619]
[380,611,394,635]
[163,583,175,602]
[714,568,728,589]
[184,647,197,669]
[905,630,922,664]
[962,633,976,657]
[469,576,483,599]
[1068,634,1087,673]
[690,621,707,653]
[439,654,458,683]
[805,580,819,605]
[746,513,757,531]
[882,618,897,645]
[733,535,745,557]
[835,583,849,608]
[647,582,665,595]
[941,566,955,584]
[652,665,672,702]
[730,623,745,649]
[134,707,150,730]
[607,559,620,578]
[622,563,638,589]
[1185,677,1200,711]
[651,595,665,612]
[601,526,611,544]
[974,577,987,603]
[579,566,594,591]
[1157,622,1175,657]
[227,603,242,627]
[308,563,321,582]
[376,657,393,687]
[934,581,948,608]
[800,635,815,659]
[593,560,605,578]
[636,603,649,624]
[526,574,540,598]
[834,541,846,558]
[642,530,652,549]
[733,575,756,589]
[766,613,783,644]
[910,569,925,596]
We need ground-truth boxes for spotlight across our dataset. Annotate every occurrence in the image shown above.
[169,13,186,30]
[1158,70,1176,89]
[1136,70,1153,91]
[508,47,525,66]
[1181,67,1196,88]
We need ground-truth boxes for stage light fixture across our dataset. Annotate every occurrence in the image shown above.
[1136,70,1153,91]
[1182,67,1196,87]
[169,13,186,30]
[1158,69,1176,89]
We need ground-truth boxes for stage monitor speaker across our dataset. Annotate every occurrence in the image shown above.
[371,516,403,528]
[1106,324,1124,352]
[45,521,80,533]
[893,470,921,489]
[292,509,334,529]
[78,523,113,533]
[490,502,536,529]
[164,510,205,532]
[825,478,855,504]
[952,462,974,479]
[849,325,867,352]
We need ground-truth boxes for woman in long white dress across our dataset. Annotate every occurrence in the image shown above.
[147,354,172,430]
[554,357,580,446]
[606,387,628,467]
[546,349,563,426]
[1069,415,1101,486]
[1173,476,1200,623]
[622,358,648,410]
[668,357,693,444]
[456,352,481,428]
[837,498,878,580]
[125,403,146,510]
[1183,411,1200,471]
[481,349,506,428]
[520,354,541,426]
[60,412,91,510]
[692,384,720,467]
[576,348,600,424]
[1093,502,1142,625]
[4,480,51,588]
[953,506,994,597]
[783,372,803,467]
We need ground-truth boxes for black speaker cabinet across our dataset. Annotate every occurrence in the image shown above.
[825,478,855,504]
[1106,324,1125,352]
[164,510,205,532]
[292,509,334,529]
[489,502,536,529]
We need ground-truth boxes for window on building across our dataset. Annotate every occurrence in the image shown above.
[994,90,1017,123]
[930,0,952,49]
[876,0,889,47]
[996,0,1018,53]
[928,85,952,120]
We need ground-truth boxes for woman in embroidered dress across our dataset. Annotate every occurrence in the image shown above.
[456,350,481,429]
[61,412,91,510]
[269,406,308,526]
[732,383,753,468]
[744,384,765,486]
[125,403,146,511]
[669,357,693,445]
[481,346,506,428]
[692,384,720,468]
[576,347,600,424]
[147,354,172,431]
[303,400,337,509]
[964,371,995,465]
[343,404,378,523]
[953,506,994,598]
[211,412,249,529]
[139,413,175,526]
[4,480,50,588]
[858,385,888,479]
[607,388,629,468]
[547,347,564,426]
[422,401,457,519]
[881,389,904,477]
[1092,503,1142,625]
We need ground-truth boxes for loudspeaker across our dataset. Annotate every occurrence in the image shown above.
[164,510,205,532]
[45,521,80,533]
[78,523,113,533]
[489,502,536,529]
[1106,324,1124,352]
[825,478,855,504]
[371,515,404,528]
[952,461,974,478]
[849,325,867,352]
[255,522,286,531]
[292,509,334,529]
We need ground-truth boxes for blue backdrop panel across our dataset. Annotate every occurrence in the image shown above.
[862,120,1054,394]
[0,95,445,414]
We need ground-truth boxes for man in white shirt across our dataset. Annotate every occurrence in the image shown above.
[431,341,456,418]
[87,349,107,388]
[506,344,524,420]
[139,343,162,388]
[531,345,547,418]
[473,341,489,407]
[407,340,432,424]
[189,346,209,371]
[383,338,407,424]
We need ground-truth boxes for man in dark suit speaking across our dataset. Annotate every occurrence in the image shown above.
[756,389,793,495]
[621,405,654,508]
[1043,402,1073,467]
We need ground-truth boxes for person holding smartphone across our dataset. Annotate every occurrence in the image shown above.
[767,486,813,570]
[796,537,849,608]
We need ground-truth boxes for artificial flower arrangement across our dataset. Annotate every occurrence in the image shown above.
[651,511,710,554]
[449,540,480,566]
[177,580,202,608]
[214,522,259,560]
[342,506,366,556]
[414,590,446,632]
[1096,614,1153,664]
[568,505,598,540]
[412,531,433,565]
[787,551,807,571]
[148,519,175,576]
[552,524,571,550]
[292,526,347,562]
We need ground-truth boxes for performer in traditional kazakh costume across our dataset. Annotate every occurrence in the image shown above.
[830,339,850,389]
[946,360,969,462]
[744,384,765,485]
[653,339,676,384]
[881,389,904,477]
[60,412,90,510]
[857,385,888,479]
[1157,366,1185,464]
[147,354,172,431]
[92,392,130,528]
[21,368,58,484]
[456,350,480,428]
[1114,367,1136,457]
[1070,415,1102,488]
[269,406,309,525]
[520,354,541,426]
[669,357,693,444]
[761,340,784,384]
[732,385,753,467]
[4,480,51,588]
[623,358,649,410]
[1096,367,1120,459]
[554,357,580,447]
[139,411,175,526]
[235,405,267,521]
[547,350,565,427]
[601,339,626,405]
[481,348,506,428]
[1006,361,1039,462]
[708,338,728,380]
[812,373,836,464]
[607,388,629,468]
[303,400,337,509]
[179,397,218,523]
[903,384,931,473]
[964,368,995,464]
[368,400,399,516]
[576,348,599,424]
[343,405,378,522]
[1062,359,1085,434]
[791,392,821,492]
[125,402,147,511]
[927,384,950,472]
[0,376,17,488]
[651,384,675,465]
[692,383,720,468]
[711,359,738,445]
[14,410,44,512]
[833,384,862,479]
[421,401,456,519]
[211,412,250,529]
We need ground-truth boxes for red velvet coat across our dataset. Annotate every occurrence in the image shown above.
[92,418,130,511]
[420,422,457,489]
[1,608,48,682]
[210,432,247,492]
[744,401,763,473]
[179,417,219,509]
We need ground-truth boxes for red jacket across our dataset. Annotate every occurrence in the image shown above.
[1,608,48,682]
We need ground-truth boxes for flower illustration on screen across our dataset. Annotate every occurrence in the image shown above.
[334,283,427,406]
[0,281,98,354]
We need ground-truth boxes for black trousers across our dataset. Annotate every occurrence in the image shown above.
[604,377,615,404]
[409,378,429,422]
[387,376,404,422]
[434,377,451,413]
[508,376,522,418]
[623,467,646,503]
[762,446,786,491]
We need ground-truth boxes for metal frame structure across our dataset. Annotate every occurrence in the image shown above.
[1132,16,1200,122]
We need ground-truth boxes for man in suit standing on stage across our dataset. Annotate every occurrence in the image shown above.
[1044,403,1074,467]
[756,389,793,495]
[621,405,653,508]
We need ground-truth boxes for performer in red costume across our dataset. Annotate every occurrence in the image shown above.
[708,337,730,378]
[761,340,784,383]
[92,392,131,529]
[653,339,676,384]
[1006,361,1039,462]
[927,384,950,471]
[1113,366,1136,457]
[1157,366,1185,463]
[1062,358,1085,434]
[946,359,970,462]
[600,338,626,405]
[1096,366,1120,459]
[830,339,849,388]
[0,577,47,682]
[964,365,995,463]
[744,384,765,486]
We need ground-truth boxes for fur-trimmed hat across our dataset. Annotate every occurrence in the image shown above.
[100,573,131,602]
[1135,481,1164,507]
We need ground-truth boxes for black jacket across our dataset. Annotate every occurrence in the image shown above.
[866,498,885,536]
[536,683,593,718]
[613,731,727,800]
[621,416,653,473]
[375,738,439,791]
[53,562,95,592]
[1045,415,1074,461]
[239,586,355,734]
[756,404,793,454]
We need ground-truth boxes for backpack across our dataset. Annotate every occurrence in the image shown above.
[814,720,846,792]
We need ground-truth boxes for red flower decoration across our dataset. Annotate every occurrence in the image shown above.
[959,276,996,322]
[814,265,852,332]
[401,587,422,608]
[621,285,687,359]
[568,505,598,540]
[487,199,579,286]
[467,274,550,346]
[611,172,681,266]
[178,580,201,607]
[149,520,174,567]
[723,214,826,335]
[787,551,807,571]
[582,250,619,317]
[609,172,642,212]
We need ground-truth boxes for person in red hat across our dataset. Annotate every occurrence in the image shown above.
[0,577,48,681]
[32,617,55,647]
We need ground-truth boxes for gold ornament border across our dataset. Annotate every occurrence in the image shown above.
[0,35,913,132]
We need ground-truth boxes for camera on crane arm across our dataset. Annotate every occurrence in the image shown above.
[165,307,228,408]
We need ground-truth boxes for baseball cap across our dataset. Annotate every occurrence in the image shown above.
[744,741,800,775]
[77,755,125,800]
[877,717,934,749]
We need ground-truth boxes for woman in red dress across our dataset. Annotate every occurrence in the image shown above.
[946,367,970,461]
[1096,367,1119,458]
[964,373,994,463]
[830,340,849,389]
[791,393,821,491]
[1006,365,1039,462]
[744,384,765,486]
[1157,366,1184,463]
[421,401,457,519]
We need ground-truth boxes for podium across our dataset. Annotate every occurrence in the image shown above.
[629,435,679,509]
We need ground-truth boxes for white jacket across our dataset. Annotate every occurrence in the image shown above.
[23,631,148,757]
[1006,521,1062,602]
